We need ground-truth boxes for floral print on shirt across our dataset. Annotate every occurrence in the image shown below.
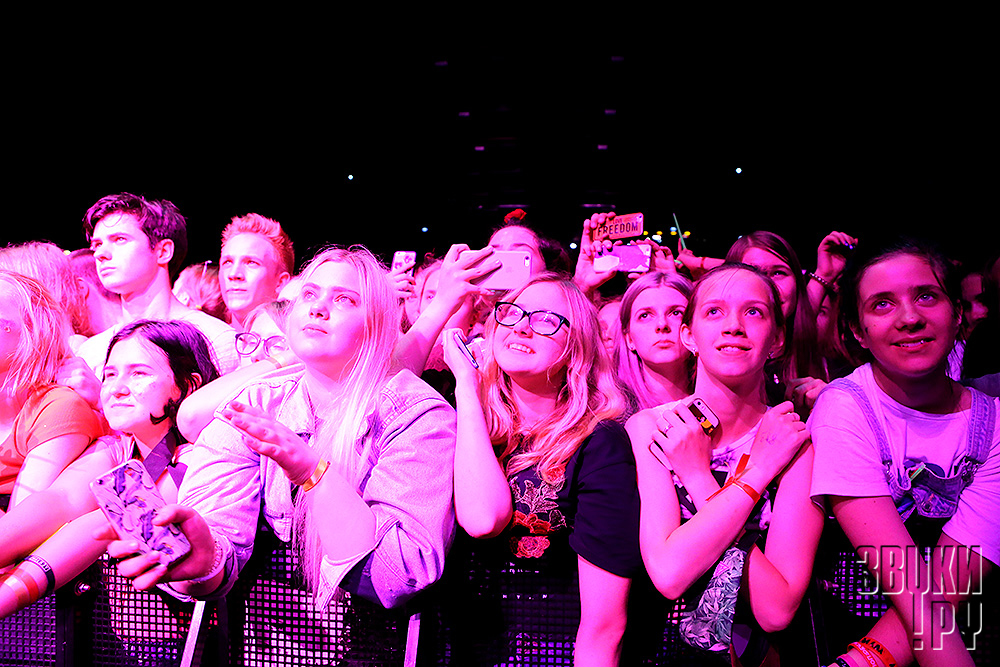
[508,475,567,559]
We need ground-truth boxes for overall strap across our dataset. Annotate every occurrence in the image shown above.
[958,389,996,482]
[824,377,911,500]
[825,378,894,468]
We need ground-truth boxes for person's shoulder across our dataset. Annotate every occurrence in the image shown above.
[90,433,131,465]
[76,326,118,370]
[812,365,870,414]
[577,419,632,463]
[590,418,628,442]
[25,383,91,415]
[177,308,235,336]
[382,368,454,412]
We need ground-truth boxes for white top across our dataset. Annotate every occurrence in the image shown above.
[809,364,1000,566]
[77,309,239,377]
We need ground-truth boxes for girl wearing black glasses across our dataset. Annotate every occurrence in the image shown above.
[441,272,640,667]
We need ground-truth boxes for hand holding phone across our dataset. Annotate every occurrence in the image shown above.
[468,249,531,291]
[593,243,652,273]
[391,250,417,275]
[689,397,720,436]
[453,331,479,368]
[91,460,190,567]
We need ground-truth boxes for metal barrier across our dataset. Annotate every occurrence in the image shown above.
[3,523,997,666]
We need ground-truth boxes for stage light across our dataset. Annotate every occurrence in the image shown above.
[735,167,742,174]
[348,174,354,180]
[421,227,429,233]
[651,235,662,243]
[569,243,578,250]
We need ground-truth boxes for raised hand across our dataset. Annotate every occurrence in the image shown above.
[220,401,320,485]
[785,376,827,416]
[388,259,417,300]
[815,230,857,283]
[56,355,102,409]
[573,213,617,294]
[442,328,484,387]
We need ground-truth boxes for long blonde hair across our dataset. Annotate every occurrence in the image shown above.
[481,273,625,486]
[0,270,71,394]
[289,246,401,594]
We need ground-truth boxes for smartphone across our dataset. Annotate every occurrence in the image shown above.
[689,398,720,436]
[593,244,652,273]
[453,331,479,368]
[392,250,417,275]
[469,250,532,291]
[91,460,191,566]
[595,212,644,241]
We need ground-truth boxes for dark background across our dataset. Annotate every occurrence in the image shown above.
[5,32,997,277]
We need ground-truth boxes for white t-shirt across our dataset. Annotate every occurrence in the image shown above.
[809,364,1000,566]
[78,308,239,377]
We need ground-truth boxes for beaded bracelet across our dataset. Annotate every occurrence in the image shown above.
[807,271,838,294]
[188,536,225,585]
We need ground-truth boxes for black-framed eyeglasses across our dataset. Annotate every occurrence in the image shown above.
[494,302,570,336]
[235,332,289,357]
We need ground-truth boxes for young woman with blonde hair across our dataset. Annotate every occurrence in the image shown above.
[103,245,457,614]
[442,272,641,666]
[0,270,104,511]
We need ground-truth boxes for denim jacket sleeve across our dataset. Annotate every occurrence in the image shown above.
[174,368,457,607]
[174,399,269,599]
[322,370,457,609]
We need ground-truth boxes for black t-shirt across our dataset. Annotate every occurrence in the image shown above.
[506,419,643,578]
[428,419,646,665]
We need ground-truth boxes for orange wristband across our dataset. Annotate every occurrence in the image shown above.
[731,479,761,504]
[300,460,329,492]
[851,638,897,667]
[848,643,882,667]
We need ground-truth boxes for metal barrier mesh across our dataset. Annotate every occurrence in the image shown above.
[0,590,56,666]
[230,524,411,667]
[2,520,997,665]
